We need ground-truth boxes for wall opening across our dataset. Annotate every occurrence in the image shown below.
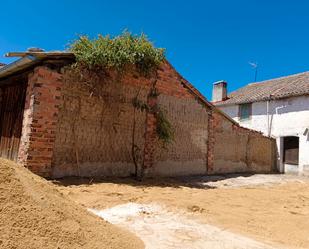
[283,136,299,165]
[0,82,27,161]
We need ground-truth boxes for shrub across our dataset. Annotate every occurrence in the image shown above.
[69,31,173,147]
[69,31,165,75]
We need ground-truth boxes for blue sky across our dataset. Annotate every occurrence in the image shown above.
[1,0,308,99]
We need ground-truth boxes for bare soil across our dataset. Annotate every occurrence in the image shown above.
[55,174,309,249]
[90,202,278,249]
[0,159,143,249]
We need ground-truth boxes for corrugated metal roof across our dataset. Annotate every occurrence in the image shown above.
[0,51,74,80]
[215,71,309,106]
[5,51,74,58]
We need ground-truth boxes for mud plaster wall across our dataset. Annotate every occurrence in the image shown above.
[212,112,276,174]
[148,63,210,176]
[50,62,274,178]
[51,62,211,178]
[51,70,149,178]
[150,94,209,176]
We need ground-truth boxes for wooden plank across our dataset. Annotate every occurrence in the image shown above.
[0,82,27,161]
[6,51,74,58]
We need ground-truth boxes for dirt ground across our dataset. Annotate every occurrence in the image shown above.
[55,174,309,249]
[0,159,143,249]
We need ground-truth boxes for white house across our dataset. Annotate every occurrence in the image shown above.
[213,72,309,175]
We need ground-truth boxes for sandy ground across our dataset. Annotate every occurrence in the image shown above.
[55,174,309,249]
[0,159,143,249]
[90,202,280,249]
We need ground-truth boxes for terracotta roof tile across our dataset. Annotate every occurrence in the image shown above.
[215,71,309,106]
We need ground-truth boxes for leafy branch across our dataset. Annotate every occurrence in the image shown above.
[155,108,174,146]
[69,31,165,76]
[132,97,174,146]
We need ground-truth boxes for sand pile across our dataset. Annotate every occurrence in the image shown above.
[0,159,143,249]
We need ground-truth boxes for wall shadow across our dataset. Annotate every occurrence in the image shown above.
[52,172,280,190]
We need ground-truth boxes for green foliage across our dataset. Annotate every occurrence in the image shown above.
[69,31,165,75]
[70,31,172,147]
[132,97,174,145]
[132,97,149,112]
[155,109,174,145]
[148,87,160,98]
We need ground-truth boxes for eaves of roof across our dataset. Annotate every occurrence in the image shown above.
[0,51,74,80]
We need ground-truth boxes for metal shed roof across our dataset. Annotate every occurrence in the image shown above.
[0,51,74,80]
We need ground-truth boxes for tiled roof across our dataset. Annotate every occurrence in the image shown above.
[215,71,309,106]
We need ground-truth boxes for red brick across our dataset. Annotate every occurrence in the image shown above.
[17,66,63,177]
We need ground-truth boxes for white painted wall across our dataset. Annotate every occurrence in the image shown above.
[219,96,309,175]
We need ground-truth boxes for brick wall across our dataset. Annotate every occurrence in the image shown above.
[143,95,157,170]
[15,61,276,178]
[18,66,62,177]
[207,109,215,173]
[51,62,211,177]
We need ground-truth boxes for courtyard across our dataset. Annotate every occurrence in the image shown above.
[55,174,309,249]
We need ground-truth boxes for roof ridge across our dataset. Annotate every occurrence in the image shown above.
[216,71,309,106]
[248,71,309,86]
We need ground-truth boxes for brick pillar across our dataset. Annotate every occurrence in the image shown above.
[142,95,157,172]
[207,110,215,173]
[18,66,63,177]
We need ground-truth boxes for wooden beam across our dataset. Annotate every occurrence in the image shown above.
[6,52,74,58]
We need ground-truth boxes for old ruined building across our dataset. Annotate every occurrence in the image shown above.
[213,72,309,175]
[0,50,276,178]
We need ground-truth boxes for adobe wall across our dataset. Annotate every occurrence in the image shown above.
[219,97,309,175]
[150,95,209,176]
[51,69,149,178]
[211,112,276,174]
[15,63,276,178]
[51,63,211,177]
[146,63,210,176]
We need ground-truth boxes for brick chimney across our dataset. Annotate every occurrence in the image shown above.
[212,80,227,102]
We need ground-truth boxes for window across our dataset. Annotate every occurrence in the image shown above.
[239,103,252,120]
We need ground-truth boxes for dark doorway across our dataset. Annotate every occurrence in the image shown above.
[0,82,27,161]
[283,136,299,165]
